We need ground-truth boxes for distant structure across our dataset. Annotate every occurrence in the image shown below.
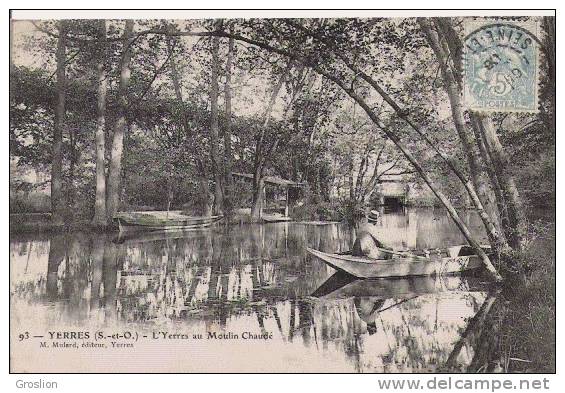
[232,172,305,217]
[374,173,411,208]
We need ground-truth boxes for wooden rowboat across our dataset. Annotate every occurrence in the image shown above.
[261,213,292,223]
[306,245,486,279]
[114,212,223,233]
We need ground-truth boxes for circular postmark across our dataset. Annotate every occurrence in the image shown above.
[463,21,540,113]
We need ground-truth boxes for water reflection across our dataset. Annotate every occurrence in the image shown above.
[11,208,500,373]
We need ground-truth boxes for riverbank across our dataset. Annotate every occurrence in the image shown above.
[497,219,555,372]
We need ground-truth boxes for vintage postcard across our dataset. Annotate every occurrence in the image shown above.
[9,10,555,374]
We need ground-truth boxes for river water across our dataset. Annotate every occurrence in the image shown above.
[11,207,501,373]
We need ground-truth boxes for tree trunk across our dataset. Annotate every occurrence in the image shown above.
[210,28,223,215]
[223,36,234,202]
[92,19,108,227]
[68,124,77,210]
[51,21,67,226]
[167,36,187,126]
[469,114,509,239]
[361,146,385,202]
[106,20,134,220]
[348,158,355,200]
[196,159,212,216]
[251,174,264,220]
[354,148,370,202]
[476,115,527,249]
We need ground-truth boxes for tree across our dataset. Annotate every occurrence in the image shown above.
[92,19,107,227]
[209,21,224,215]
[51,20,67,226]
[223,35,235,208]
[106,20,134,220]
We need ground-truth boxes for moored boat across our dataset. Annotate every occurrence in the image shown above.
[306,245,487,278]
[114,211,223,233]
[261,213,292,223]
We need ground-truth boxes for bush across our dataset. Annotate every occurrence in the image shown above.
[9,192,51,213]
[289,194,372,224]
[337,198,366,225]
[290,193,342,222]
[517,151,555,209]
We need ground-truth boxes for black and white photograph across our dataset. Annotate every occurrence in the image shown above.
[8,9,556,375]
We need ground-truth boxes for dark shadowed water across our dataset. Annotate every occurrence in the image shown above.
[11,207,503,373]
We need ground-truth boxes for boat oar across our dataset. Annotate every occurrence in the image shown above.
[376,295,420,313]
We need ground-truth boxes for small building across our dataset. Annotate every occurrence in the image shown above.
[374,174,411,208]
[232,172,306,217]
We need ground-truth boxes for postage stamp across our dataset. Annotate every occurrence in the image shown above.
[463,20,541,113]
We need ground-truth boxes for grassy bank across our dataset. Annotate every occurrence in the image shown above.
[498,219,555,372]
[463,218,556,373]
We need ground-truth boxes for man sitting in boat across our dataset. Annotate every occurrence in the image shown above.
[351,219,393,260]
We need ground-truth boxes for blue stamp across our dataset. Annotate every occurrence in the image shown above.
[463,21,540,113]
